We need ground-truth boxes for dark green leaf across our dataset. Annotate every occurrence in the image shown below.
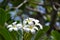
[34,26,50,40]
[0,8,6,26]
[0,26,13,40]
[51,30,60,40]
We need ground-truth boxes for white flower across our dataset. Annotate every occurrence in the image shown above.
[23,18,43,34]
[6,18,43,34]
[23,18,39,25]
[23,18,43,29]
[7,22,22,32]
[23,18,33,25]
[23,24,38,34]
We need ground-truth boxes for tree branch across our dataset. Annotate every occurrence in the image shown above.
[14,0,27,9]
[26,6,42,13]
[32,2,52,7]
[54,2,60,7]
[47,0,58,35]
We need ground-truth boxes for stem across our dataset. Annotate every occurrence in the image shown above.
[15,0,27,9]
[17,30,23,40]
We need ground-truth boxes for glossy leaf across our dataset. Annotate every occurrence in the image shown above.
[0,26,13,40]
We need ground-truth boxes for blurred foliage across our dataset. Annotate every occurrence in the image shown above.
[34,26,50,40]
[0,8,7,26]
[0,26,13,40]
[0,0,60,40]
[51,30,60,40]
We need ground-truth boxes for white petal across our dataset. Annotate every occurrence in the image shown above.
[29,18,33,20]
[16,24,22,29]
[39,24,43,29]
[28,22,33,25]
[35,20,39,23]
[23,27,30,32]
[29,18,39,22]
[7,25,12,28]
[13,28,18,31]
[23,20,27,24]
[12,22,17,25]
[24,25,29,28]
[33,27,38,30]
[8,28,13,31]
[23,20,28,25]
[31,29,36,34]
[37,23,43,29]
[35,22,40,25]
[5,22,8,26]
[29,18,35,22]
[23,18,35,25]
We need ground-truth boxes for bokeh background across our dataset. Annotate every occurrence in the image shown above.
[0,0,60,40]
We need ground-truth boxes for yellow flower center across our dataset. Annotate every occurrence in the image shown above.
[27,20,31,23]
[29,26,33,29]
[13,25,16,28]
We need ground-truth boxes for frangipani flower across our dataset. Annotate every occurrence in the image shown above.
[23,18,33,25]
[23,18,43,34]
[7,22,22,31]
[6,18,43,34]
[23,24,38,34]
[23,18,43,29]
[23,18,39,25]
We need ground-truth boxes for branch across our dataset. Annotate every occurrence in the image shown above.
[55,2,60,7]
[26,6,42,13]
[32,2,50,6]
[14,0,27,9]
[52,2,60,11]
[25,6,45,25]
[47,0,58,35]
[53,5,58,11]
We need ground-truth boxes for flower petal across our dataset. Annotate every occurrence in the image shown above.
[8,27,13,31]
[13,28,18,31]
[7,25,12,28]
[36,23,43,29]
[23,27,30,32]
[33,27,38,30]
[31,29,36,34]
[12,22,17,25]
[16,24,22,29]
[24,25,30,28]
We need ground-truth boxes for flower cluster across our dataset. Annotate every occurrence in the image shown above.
[7,18,43,34]
[23,18,43,34]
[7,22,22,31]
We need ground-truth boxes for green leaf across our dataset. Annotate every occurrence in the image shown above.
[9,31,18,40]
[28,0,37,8]
[34,26,50,40]
[0,26,13,40]
[9,30,23,40]
[0,8,6,26]
[23,32,33,40]
[45,15,51,22]
[51,30,60,40]
[0,8,10,26]
[46,6,52,13]
[5,10,10,22]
